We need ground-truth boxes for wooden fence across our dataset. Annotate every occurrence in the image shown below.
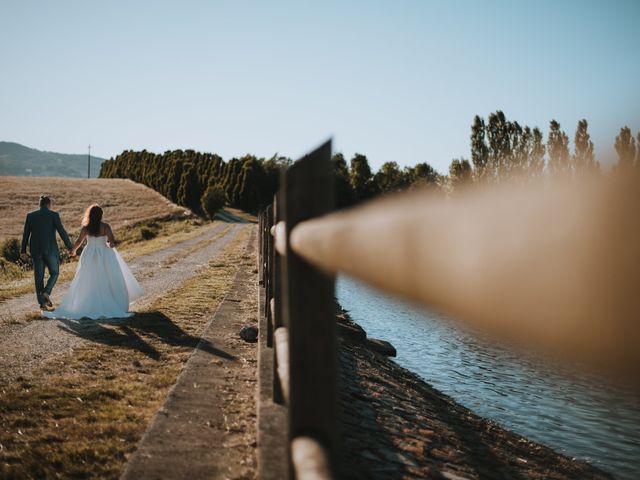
[257,141,640,479]
[258,140,337,480]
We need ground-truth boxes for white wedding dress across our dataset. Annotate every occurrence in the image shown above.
[44,235,143,320]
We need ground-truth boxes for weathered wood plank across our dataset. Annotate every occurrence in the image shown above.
[282,140,338,476]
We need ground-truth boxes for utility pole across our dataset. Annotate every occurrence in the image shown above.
[88,145,91,178]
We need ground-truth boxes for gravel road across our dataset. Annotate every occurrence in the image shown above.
[0,222,245,384]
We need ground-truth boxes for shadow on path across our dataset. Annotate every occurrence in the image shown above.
[57,311,236,361]
[214,209,255,224]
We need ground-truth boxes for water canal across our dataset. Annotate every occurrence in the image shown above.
[337,276,640,479]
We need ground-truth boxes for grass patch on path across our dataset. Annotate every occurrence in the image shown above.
[0,224,253,479]
[159,225,231,268]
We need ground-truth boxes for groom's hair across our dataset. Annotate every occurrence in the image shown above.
[39,195,51,207]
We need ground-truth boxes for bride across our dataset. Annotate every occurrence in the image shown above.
[44,204,143,320]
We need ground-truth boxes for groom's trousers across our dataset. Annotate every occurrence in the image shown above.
[33,253,60,305]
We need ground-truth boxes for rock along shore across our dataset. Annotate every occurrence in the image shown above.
[335,306,613,480]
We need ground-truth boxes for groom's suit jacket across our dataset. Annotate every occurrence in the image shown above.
[21,207,73,257]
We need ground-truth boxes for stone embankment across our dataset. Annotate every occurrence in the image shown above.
[335,307,613,480]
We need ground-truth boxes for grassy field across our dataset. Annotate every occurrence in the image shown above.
[0,225,255,478]
[0,176,189,241]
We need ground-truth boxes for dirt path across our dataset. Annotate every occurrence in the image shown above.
[122,230,258,480]
[0,222,244,384]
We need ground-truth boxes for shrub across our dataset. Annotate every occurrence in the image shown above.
[201,184,226,220]
[0,257,21,278]
[1,238,21,262]
[139,227,157,241]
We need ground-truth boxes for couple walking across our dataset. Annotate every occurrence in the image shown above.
[20,195,143,319]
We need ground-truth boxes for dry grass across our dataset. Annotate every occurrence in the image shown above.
[0,225,253,479]
[160,225,231,267]
[0,176,188,241]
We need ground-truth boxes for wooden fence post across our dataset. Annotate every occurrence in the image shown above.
[273,191,285,405]
[282,140,338,475]
[265,204,274,347]
[263,210,269,286]
[258,210,264,285]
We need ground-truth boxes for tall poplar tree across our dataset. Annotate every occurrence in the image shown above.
[547,120,571,175]
[470,115,489,181]
[614,126,637,170]
[486,111,511,180]
[573,119,598,175]
[528,127,546,177]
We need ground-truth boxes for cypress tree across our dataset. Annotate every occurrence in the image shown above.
[238,166,259,212]
[168,159,184,203]
[177,163,202,212]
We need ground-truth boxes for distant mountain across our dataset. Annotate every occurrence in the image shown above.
[0,142,106,178]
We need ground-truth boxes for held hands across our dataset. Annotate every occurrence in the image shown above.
[69,248,77,258]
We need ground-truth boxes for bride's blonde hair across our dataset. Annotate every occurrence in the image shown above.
[82,204,103,235]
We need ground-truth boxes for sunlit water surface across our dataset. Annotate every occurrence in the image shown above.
[336,276,640,479]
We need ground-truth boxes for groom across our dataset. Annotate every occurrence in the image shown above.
[20,195,73,310]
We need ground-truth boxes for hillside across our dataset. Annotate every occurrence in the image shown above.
[0,176,189,241]
[0,142,106,178]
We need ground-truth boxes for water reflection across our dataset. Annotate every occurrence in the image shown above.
[336,276,640,480]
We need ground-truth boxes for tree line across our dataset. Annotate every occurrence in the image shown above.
[449,111,639,188]
[98,148,441,214]
[99,150,290,216]
[99,113,640,215]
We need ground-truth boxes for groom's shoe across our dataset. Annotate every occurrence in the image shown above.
[39,303,52,311]
[42,292,53,308]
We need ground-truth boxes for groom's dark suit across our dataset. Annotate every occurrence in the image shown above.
[21,206,73,306]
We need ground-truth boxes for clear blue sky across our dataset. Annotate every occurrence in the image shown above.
[1,0,639,173]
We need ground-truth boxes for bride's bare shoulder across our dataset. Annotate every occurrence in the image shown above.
[102,222,115,236]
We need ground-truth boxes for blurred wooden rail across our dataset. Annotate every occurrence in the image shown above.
[256,141,640,479]
[291,173,640,379]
